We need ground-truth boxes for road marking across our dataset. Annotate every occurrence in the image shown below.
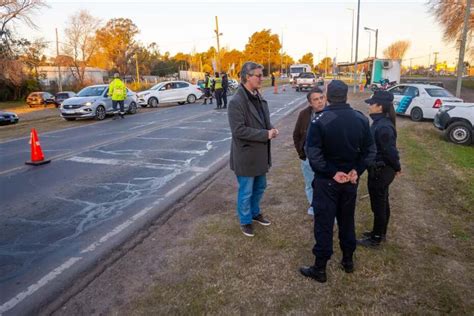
[0,257,82,314]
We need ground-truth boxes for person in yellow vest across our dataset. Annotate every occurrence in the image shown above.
[214,72,225,110]
[203,72,214,105]
[108,73,127,119]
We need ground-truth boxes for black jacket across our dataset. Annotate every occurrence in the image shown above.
[293,106,321,160]
[370,113,401,172]
[305,103,376,179]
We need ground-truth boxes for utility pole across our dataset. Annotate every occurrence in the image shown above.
[135,53,140,84]
[280,30,283,75]
[455,0,472,98]
[214,16,222,72]
[409,58,413,76]
[55,28,62,92]
[325,38,328,76]
[353,0,361,93]
[268,41,271,77]
[374,28,378,58]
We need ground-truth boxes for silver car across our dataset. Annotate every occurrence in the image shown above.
[60,84,138,121]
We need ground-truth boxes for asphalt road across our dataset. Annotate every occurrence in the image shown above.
[0,85,307,315]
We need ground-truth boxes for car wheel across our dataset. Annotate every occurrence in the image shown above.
[410,107,423,122]
[64,118,76,121]
[187,94,197,104]
[95,105,106,120]
[445,121,472,145]
[128,102,137,114]
[148,97,158,107]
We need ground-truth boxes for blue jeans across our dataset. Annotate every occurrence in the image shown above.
[301,159,314,215]
[236,175,267,225]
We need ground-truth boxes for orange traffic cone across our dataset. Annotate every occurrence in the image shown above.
[25,129,51,166]
[273,82,278,94]
[359,83,364,92]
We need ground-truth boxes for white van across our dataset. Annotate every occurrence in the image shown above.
[289,64,312,83]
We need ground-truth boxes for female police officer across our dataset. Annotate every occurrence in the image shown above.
[358,90,401,248]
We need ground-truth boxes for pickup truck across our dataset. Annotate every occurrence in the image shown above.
[294,72,324,91]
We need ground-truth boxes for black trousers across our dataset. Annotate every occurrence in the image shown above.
[222,90,227,108]
[215,89,223,108]
[367,166,396,237]
[312,178,358,262]
[112,100,124,113]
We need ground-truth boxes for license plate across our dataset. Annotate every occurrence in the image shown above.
[63,110,75,114]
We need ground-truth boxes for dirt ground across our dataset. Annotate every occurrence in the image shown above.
[44,92,473,315]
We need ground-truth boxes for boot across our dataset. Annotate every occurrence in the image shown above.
[299,258,327,283]
[203,99,207,105]
[112,112,118,120]
[340,253,354,273]
[357,235,382,248]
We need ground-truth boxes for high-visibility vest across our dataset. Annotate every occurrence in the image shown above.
[108,78,127,101]
[205,77,213,88]
[214,77,223,90]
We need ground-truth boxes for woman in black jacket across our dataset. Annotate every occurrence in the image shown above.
[359,90,401,248]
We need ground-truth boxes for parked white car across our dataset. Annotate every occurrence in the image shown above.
[60,85,138,121]
[137,81,203,107]
[388,84,463,121]
[434,102,474,145]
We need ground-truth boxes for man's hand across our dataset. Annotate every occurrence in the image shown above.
[333,172,349,184]
[348,169,358,184]
[268,128,279,139]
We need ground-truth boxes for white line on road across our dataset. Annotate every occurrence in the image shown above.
[0,257,82,315]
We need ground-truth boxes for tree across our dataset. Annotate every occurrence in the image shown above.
[244,29,282,75]
[299,52,314,68]
[20,38,47,81]
[317,57,333,74]
[95,18,139,74]
[63,10,101,85]
[0,0,47,56]
[383,40,411,59]
[429,0,473,57]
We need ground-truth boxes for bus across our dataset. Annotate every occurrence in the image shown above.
[289,64,312,83]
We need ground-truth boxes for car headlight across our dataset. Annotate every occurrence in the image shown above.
[83,102,92,107]
[140,92,150,97]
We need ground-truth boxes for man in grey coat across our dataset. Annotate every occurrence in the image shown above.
[228,62,279,237]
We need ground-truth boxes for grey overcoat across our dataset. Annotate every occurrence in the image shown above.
[227,85,273,177]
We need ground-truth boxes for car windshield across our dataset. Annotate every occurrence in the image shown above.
[56,93,69,98]
[299,73,315,78]
[425,88,453,98]
[150,84,163,90]
[77,86,106,97]
[290,67,305,73]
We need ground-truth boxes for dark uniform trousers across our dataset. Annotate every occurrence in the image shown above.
[215,88,224,108]
[312,178,358,262]
[367,166,396,237]
[222,89,228,108]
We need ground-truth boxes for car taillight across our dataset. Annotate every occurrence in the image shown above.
[433,99,442,108]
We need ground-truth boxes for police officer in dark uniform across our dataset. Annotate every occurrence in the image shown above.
[300,80,376,283]
[358,90,401,248]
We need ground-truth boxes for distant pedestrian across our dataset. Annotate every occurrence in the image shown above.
[292,87,326,216]
[214,72,224,109]
[300,80,376,283]
[271,72,275,86]
[108,73,127,119]
[358,90,401,248]
[365,69,372,88]
[203,73,213,105]
[222,72,229,109]
[228,61,278,237]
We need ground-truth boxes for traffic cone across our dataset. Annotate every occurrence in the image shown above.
[273,82,278,94]
[25,129,51,166]
[359,83,364,92]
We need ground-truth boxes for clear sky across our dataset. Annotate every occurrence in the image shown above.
[14,0,460,66]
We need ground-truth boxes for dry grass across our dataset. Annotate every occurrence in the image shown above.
[123,96,473,315]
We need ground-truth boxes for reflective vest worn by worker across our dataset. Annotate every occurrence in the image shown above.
[214,77,223,90]
[205,76,214,89]
[108,78,127,101]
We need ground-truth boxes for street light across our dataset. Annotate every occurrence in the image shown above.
[364,26,378,58]
[346,8,355,63]
[365,29,371,59]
